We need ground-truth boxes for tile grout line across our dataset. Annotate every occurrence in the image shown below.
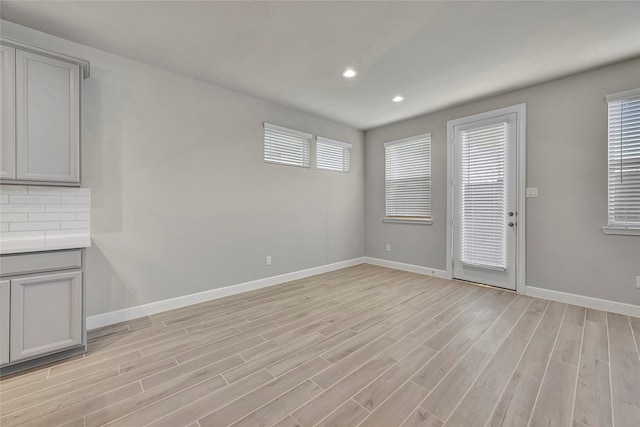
[526,303,568,427]
[606,313,616,427]
[430,295,536,426]
[570,307,588,426]
[481,299,551,427]
[627,316,640,364]
[288,286,488,427]
[352,292,520,427]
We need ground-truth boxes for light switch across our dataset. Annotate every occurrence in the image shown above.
[526,187,538,198]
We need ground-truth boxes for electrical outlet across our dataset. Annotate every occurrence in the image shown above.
[636,276,640,289]
[385,244,391,252]
[266,256,272,266]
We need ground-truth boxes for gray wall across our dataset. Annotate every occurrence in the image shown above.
[366,57,640,305]
[1,21,365,317]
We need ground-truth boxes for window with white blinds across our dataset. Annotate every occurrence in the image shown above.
[607,89,640,229]
[384,134,431,219]
[317,137,351,173]
[264,123,311,167]
[460,121,507,270]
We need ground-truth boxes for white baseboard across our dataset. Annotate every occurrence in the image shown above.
[364,257,639,317]
[364,257,450,279]
[525,286,640,318]
[87,257,366,330]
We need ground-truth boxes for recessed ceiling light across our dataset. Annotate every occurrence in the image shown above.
[392,95,405,103]
[341,68,358,78]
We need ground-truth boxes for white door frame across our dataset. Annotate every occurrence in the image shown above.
[445,103,527,294]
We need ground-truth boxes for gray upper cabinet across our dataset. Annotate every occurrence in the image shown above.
[0,44,16,180]
[0,280,10,366]
[16,50,80,183]
[10,271,82,362]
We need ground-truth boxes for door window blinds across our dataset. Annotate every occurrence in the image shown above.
[460,122,507,270]
[264,123,311,167]
[384,134,431,219]
[607,89,640,228]
[317,137,351,173]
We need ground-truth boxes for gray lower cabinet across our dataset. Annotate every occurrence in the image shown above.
[10,271,82,362]
[0,249,86,374]
[0,280,10,365]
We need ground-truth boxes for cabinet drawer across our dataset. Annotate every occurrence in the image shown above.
[1,250,82,277]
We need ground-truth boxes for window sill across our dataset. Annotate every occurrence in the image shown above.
[383,217,433,225]
[602,226,640,236]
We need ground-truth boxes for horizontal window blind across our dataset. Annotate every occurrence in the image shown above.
[264,123,311,167]
[316,137,351,173]
[384,134,431,219]
[608,89,640,228]
[460,122,507,270]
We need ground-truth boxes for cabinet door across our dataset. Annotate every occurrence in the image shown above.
[0,44,16,179]
[16,50,79,183]
[0,280,9,366]
[10,271,82,362]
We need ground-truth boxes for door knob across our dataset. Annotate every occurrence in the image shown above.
[508,222,515,227]
[508,212,514,217]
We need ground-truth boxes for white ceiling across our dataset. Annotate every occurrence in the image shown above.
[1,1,639,130]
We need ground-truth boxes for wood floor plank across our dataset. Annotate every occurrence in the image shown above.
[487,359,546,427]
[523,301,567,365]
[312,335,396,389]
[354,345,436,411]
[359,380,430,427]
[630,316,640,354]
[147,369,274,427]
[292,355,398,426]
[420,348,492,420]
[474,295,532,354]
[17,382,142,427]
[529,359,578,427]
[475,338,527,396]
[574,356,612,427]
[314,400,369,427]
[400,408,444,427]
[552,317,585,366]
[274,415,303,427]
[612,400,640,427]
[85,373,228,427]
[443,386,497,427]
[582,320,609,362]
[230,380,322,427]
[607,313,637,351]
[267,329,358,377]
[609,344,640,407]
[199,357,329,427]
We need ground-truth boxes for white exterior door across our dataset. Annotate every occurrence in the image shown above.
[451,111,519,290]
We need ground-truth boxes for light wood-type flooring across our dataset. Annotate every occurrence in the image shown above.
[1,264,639,427]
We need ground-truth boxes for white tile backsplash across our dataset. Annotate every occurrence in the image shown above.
[0,185,90,253]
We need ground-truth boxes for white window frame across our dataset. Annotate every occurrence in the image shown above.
[603,88,640,236]
[316,136,352,173]
[383,133,432,225]
[263,122,311,168]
